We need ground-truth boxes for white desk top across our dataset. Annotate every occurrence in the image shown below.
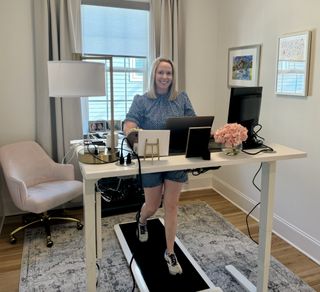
[78,144,306,181]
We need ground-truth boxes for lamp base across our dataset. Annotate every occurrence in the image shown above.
[78,148,119,164]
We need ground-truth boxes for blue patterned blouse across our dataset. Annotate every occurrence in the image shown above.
[125,91,196,130]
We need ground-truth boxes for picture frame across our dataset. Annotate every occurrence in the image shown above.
[228,44,261,87]
[275,30,311,96]
[88,120,108,133]
[137,130,170,158]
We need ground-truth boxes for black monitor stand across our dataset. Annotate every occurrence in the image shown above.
[242,135,264,149]
[241,120,264,150]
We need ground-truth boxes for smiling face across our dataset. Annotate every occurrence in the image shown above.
[155,61,173,94]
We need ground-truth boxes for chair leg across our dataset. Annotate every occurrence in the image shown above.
[49,216,84,230]
[9,212,83,247]
[43,216,53,247]
[9,219,43,244]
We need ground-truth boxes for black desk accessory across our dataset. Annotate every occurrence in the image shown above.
[185,127,212,160]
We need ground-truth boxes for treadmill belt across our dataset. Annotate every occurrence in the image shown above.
[118,218,211,292]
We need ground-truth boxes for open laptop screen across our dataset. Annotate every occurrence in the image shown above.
[165,116,214,154]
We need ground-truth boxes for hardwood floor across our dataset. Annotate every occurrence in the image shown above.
[0,189,319,291]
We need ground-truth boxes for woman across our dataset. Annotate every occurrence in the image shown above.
[124,57,195,275]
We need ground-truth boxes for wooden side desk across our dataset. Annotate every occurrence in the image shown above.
[78,144,306,291]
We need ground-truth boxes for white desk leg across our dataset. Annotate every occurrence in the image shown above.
[96,189,102,260]
[83,179,97,292]
[257,161,276,292]
[225,161,276,292]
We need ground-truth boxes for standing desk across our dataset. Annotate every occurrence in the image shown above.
[79,143,306,292]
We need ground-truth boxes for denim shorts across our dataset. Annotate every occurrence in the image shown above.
[141,170,188,188]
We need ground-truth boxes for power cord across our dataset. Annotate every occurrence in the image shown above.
[246,162,262,244]
[119,137,135,166]
[189,166,221,176]
[118,136,144,290]
[83,144,112,164]
[96,262,100,287]
[241,144,274,155]
[240,124,275,155]
[129,253,136,292]
[62,142,82,164]
[253,124,264,142]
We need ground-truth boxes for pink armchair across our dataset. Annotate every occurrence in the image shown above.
[0,141,83,247]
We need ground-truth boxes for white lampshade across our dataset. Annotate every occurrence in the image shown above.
[47,61,106,97]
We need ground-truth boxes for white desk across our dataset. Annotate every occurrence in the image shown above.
[78,143,306,292]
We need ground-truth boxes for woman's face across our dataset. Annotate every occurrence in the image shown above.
[155,61,173,94]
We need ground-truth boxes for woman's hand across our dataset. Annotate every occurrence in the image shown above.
[124,121,139,136]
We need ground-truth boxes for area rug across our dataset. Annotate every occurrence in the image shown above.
[19,201,314,291]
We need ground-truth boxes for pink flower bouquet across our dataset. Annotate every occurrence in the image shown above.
[214,123,248,147]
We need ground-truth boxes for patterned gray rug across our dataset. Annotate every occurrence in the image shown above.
[20,201,314,291]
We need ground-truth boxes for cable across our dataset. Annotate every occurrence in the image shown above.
[125,138,144,291]
[245,163,262,244]
[119,137,126,165]
[82,143,119,164]
[189,166,221,176]
[123,137,143,189]
[129,254,136,292]
[253,124,264,142]
[96,262,100,287]
[62,142,82,164]
[241,144,274,156]
[246,202,260,245]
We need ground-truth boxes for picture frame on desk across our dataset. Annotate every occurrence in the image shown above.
[88,120,108,133]
[137,130,170,158]
[228,44,261,87]
[185,127,211,160]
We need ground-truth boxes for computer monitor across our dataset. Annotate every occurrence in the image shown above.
[165,116,214,154]
[227,86,263,149]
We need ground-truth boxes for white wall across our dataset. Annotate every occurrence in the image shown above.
[0,0,35,214]
[182,0,219,116]
[183,0,320,263]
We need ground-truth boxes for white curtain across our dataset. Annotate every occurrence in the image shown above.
[149,0,184,90]
[33,0,82,162]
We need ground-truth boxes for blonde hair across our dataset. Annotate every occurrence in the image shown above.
[147,57,178,100]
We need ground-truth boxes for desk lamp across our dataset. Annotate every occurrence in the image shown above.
[47,59,118,163]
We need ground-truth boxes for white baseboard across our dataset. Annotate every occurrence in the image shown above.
[183,171,215,192]
[211,174,320,265]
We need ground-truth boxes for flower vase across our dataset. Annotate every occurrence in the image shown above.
[222,143,242,156]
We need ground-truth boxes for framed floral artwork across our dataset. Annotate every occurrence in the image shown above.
[275,31,311,96]
[228,44,261,87]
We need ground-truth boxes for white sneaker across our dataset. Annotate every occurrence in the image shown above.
[164,250,183,275]
[136,211,148,242]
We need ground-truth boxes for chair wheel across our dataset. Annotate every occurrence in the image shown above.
[47,239,53,247]
[77,222,84,230]
[9,236,17,244]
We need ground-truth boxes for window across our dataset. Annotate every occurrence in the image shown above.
[81,1,149,132]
